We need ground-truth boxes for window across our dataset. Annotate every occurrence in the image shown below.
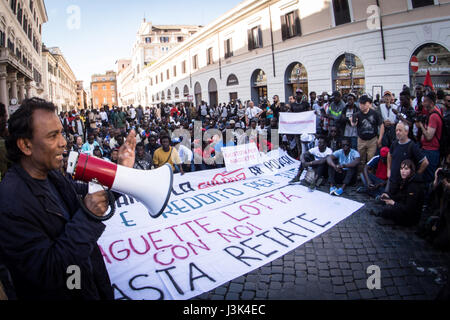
[112,97,116,103]
[0,29,5,48]
[156,76,158,84]
[150,78,153,86]
[160,36,169,43]
[166,69,170,80]
[193,54,198,69]
[11,0,17,14]
[161,72,164,82]
[95,98,99,104]
[173,65,177,77]
[411,0,435,8]
[17,2,23,23]
[177,36,184,42]
[145,37,151,43]
[207,47,213,65]
[103,85,106,90]
[224,38,233,58]
[332,0,351,26]
[111,85,115,90]
[182,60,187,74]
[281,10,302,40]
[248,26,263,51]
[103,97,107,104]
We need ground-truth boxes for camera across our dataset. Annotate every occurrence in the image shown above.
[413,114,427,123]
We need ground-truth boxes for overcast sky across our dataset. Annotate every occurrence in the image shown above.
[42,0,243,89]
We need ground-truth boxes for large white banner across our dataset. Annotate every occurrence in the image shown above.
[278,111,316,134]
[98,151,363,300]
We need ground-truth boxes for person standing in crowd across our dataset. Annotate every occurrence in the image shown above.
[71,136,84,154]
[350,95,384,173]
[327,138,361,196]
[326,91,345,135]
[100,107,109,128]
[244,101,262,128]
[341,93,359,150]
[379,91,398,148]
[0,98,137,300]
[72,114,85,140]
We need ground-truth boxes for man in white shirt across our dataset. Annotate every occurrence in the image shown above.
[173,138,195,172]
[129,105,136,122]
[289,137,332,187]
[379,91,398,148]
[245,101,262,127]
[99,108,108,127]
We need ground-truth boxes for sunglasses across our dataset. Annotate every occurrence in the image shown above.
[342,144,350,147]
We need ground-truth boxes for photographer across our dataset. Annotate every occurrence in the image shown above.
[425,152,450,249]
[415,92,443,183]
[376,160,424,227]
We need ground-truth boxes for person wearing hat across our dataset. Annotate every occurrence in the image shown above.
[379,91,398,148]
[290,89,310,113]
[350,95,384,174]
[360,147,390,198]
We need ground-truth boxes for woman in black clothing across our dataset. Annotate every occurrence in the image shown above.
[378,159,424,226]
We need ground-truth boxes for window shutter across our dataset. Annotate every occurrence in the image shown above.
[280,15,287,41]
[247,29,253,51]
[258,26,263,48]
[224,40,227,57]
[294,10,302,36]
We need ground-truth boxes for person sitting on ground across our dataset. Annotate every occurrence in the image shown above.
[134,142,153,170]
[153,135,184,175]
[327,138,361,196]
[375,160,424,227]
[289,137,332,188]
[359,147,390,198]
[81,134,102,156]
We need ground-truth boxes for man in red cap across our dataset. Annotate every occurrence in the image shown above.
[359,146,390,198]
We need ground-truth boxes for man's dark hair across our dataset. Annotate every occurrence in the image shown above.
[437,89,445,100]
[425,91,436,104]
[6,98,57,163]
[359,95,373,105]
[136,142,145,149]
[341,137,351,146]
[400,90,411,99]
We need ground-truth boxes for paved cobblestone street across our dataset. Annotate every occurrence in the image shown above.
[194,184,450,300]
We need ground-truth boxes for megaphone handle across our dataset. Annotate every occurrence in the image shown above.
[77,190,116,221]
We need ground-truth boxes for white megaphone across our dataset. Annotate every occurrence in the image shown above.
[66,151,173,220]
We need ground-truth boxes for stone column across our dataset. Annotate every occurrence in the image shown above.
[18,77,25,103]
[25,80,32,99]
[0,64,8,109]
[8,71,18,101]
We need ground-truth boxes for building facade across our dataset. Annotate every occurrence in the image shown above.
[131,0,449,107]
[0,0,48,116]
[116,20,201,107]
[90,70,118,109]
[41,46,77,112]
[76,80,87,110]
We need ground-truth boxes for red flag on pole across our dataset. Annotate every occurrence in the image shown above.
[423,70,435,91]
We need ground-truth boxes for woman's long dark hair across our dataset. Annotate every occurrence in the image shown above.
[399,159,416,189]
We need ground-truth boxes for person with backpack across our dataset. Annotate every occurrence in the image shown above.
[415,92,444,183]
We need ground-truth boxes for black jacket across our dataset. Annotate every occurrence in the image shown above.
[388,175,424,220]
[0,165,114,300]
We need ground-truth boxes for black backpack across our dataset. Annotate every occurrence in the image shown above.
[428,111,449,158]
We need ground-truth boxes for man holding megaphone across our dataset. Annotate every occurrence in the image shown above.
[0,98,139,300]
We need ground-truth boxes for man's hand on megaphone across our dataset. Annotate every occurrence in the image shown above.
[118,130,137,168]
[84,191,109,217]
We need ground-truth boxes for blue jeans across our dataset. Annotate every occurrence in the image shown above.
[422,149,440,183]
[360,173,386,197]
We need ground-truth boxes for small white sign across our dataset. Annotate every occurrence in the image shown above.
[221,142,262,172]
